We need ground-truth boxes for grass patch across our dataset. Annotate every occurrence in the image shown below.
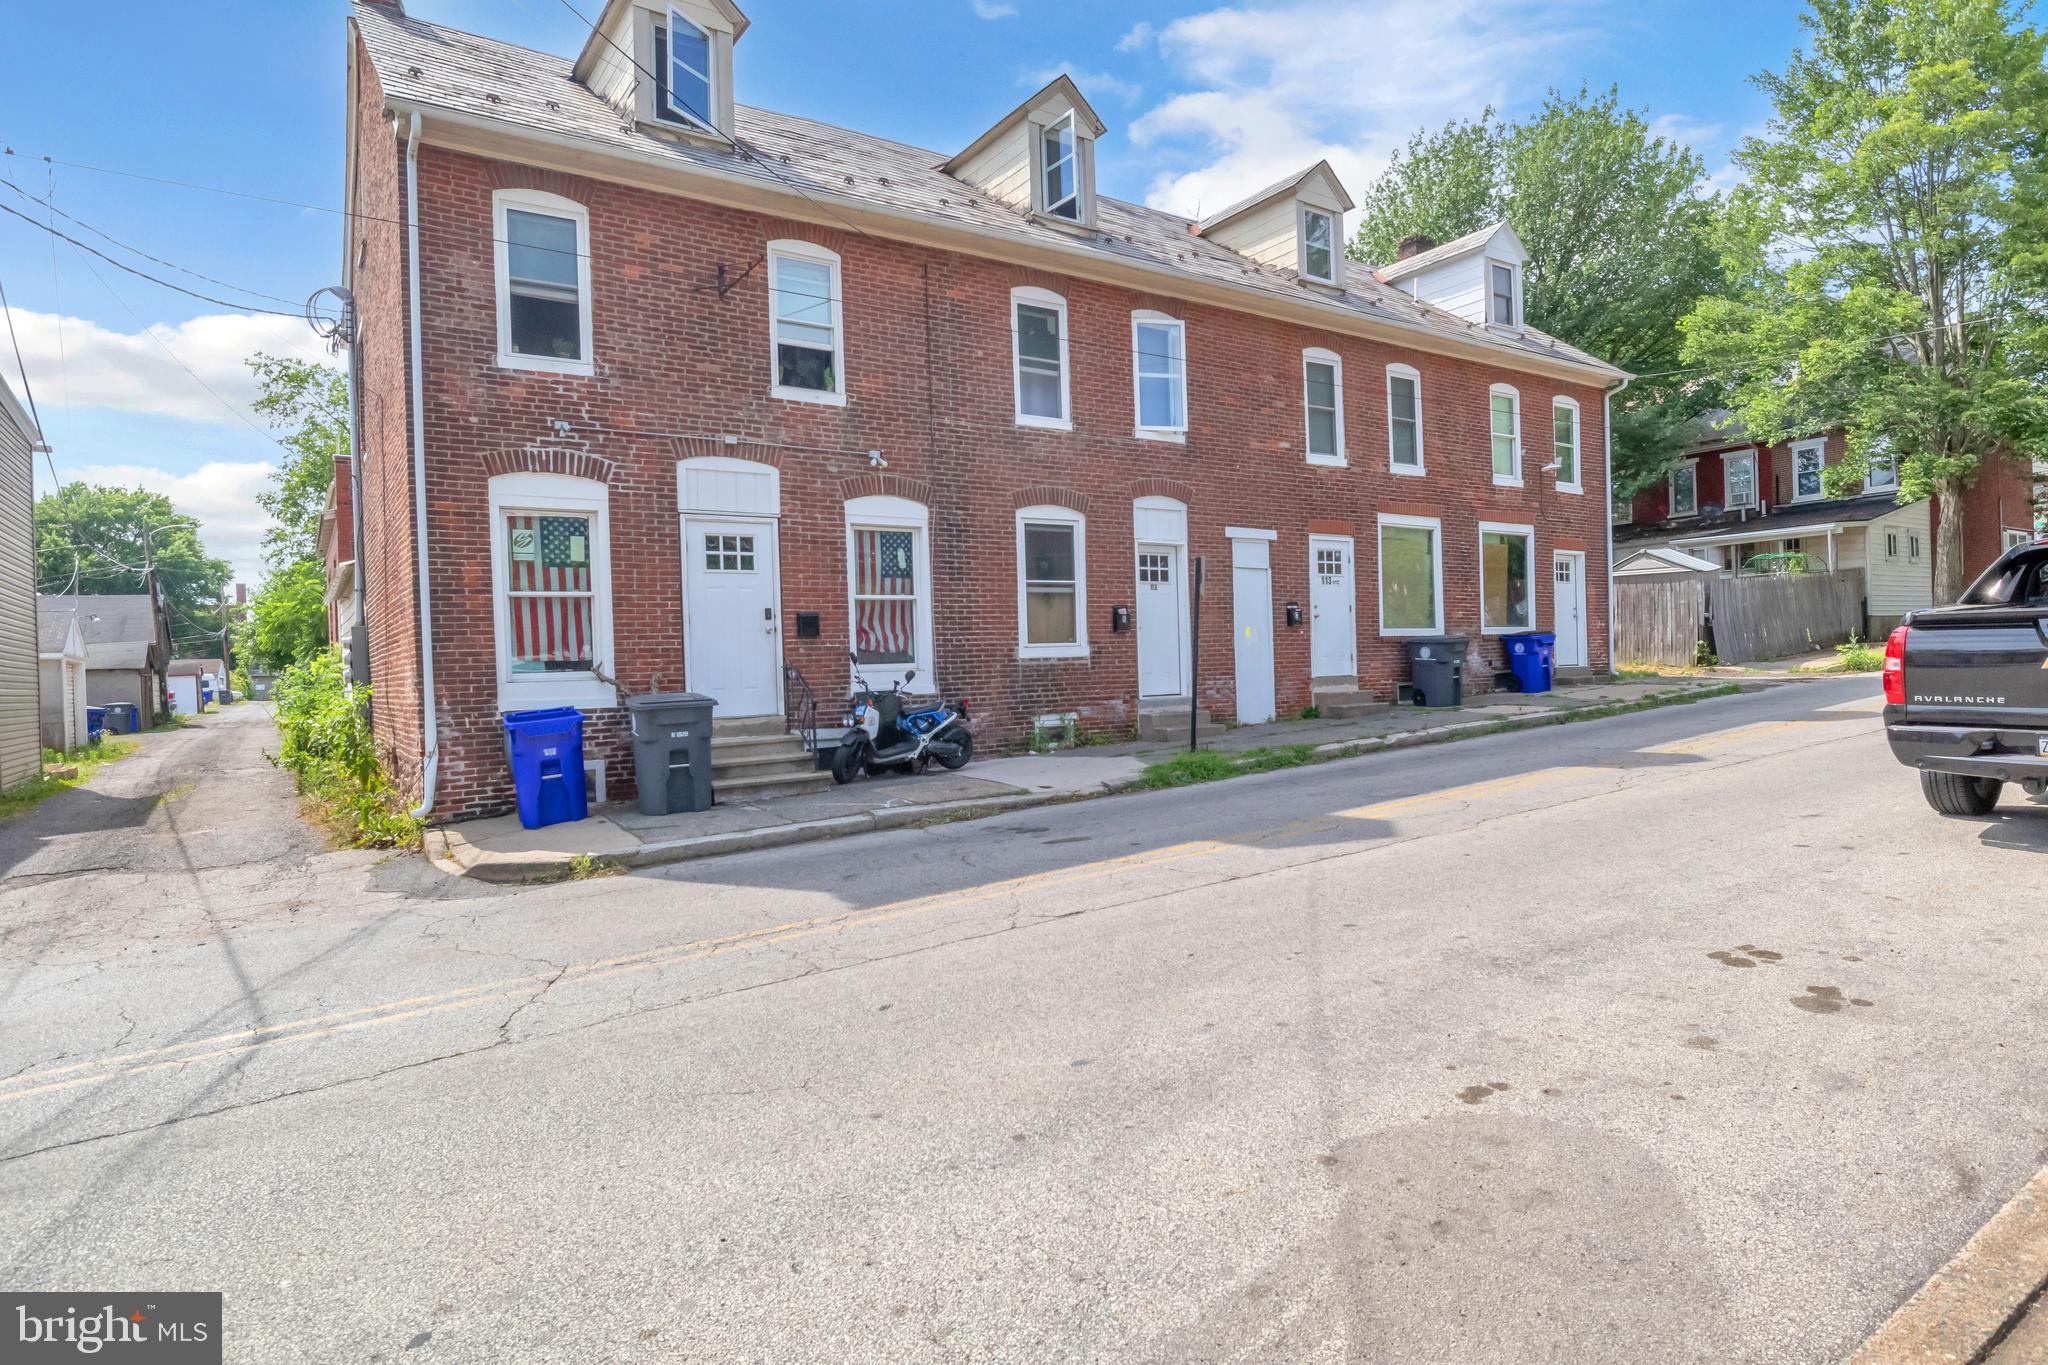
[149,713,191,733]
[0,740,138,823]
[1136,743,1320,790]
[271,648,423,850]
[1798,639,1883,673]
[534,852,623,884]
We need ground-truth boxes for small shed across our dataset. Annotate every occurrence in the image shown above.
[1614,546,1724,580]
[37,606,88,755]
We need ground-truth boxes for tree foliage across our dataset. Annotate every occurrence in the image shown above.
[1680,0,2048,601]
[1351,86,1729,493]
[239,352,350,670]
[34,483,231,648]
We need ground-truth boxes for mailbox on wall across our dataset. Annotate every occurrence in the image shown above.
[1285,601,1303,628]
[1111,604,1130,633]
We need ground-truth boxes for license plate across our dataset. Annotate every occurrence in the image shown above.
[2038,736,2048,758]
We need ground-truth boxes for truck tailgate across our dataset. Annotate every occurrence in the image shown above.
[1901,609,2048,729]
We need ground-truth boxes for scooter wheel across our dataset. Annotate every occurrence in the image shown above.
[936,731,974,770]
[831,746,863,784]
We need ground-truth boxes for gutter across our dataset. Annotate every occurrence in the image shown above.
[382,97,1626,389]
[1604,375,1630,670]
[403,112,441,820]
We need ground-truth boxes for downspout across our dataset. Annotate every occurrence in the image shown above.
[403,112,440,819]
[1604,375,1631,674]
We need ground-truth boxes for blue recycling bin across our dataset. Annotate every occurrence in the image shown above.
[85,707,107,742]
[502,707,589,830]
[1507,632,1556,694]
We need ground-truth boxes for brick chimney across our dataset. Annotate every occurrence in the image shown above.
[1396,233,1436,261]
[236,583,248,605]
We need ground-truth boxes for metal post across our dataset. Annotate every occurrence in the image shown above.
[1188,555,1205,753]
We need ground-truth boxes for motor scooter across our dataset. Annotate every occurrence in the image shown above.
[832,653,973,783]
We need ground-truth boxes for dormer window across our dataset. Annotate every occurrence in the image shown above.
[1041,113,1080,221]
[1300,207,1337,285]
[655,9,714,129]
[1489,261,1519,327]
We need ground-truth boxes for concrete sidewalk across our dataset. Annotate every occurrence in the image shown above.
[427,676,1748,881]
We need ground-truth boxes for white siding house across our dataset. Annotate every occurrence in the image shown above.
[0,373,41,789]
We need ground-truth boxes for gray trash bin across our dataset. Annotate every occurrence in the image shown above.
[624,692,717,816]
[1405,635,1468,708]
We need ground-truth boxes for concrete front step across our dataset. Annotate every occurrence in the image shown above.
[708,721,831,801]
[715,768,836,803]
[712,713,788,739]
[1135,704,1216,743]
[1313,687,1389,720]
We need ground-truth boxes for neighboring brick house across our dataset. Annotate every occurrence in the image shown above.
[317,452,360,674]
[343,0,1628,821]
[1617,414,2040,634]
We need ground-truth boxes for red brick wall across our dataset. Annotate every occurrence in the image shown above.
[358,133,1616,819]
[1949,453,2037,585]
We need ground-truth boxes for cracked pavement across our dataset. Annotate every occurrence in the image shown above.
[2,684,2047,1363]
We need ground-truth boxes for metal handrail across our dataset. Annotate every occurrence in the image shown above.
[784,663,820,755]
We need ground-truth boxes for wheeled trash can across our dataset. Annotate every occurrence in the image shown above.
[502,707,589,830]
[1507,632,1556,694]
[624,692,717,816]
[1405,635,1468,708]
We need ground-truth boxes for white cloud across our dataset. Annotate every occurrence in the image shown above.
[1130,0,1615,219]
[4,308,329,427]
[1027,64,1143,104]
[1117,21,1155,52]
[64,460,278,589]
[971,0,1017,17]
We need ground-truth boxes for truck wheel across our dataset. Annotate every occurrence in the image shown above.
[1921,770,2002,816]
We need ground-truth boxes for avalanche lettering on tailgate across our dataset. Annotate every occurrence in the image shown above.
[1912,694,2006,704]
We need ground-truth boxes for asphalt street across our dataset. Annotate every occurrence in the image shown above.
[2,685,2044,1364]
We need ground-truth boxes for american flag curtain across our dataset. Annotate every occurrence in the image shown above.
[507,514,593,671]
[853,528,916,663]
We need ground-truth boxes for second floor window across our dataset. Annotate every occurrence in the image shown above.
[1303,350,1343,464]
[1387,365,1422,473]
[494,189,592,375]
[1551,398,1580,490]
[1042,113,1080,221]
[1490,262,1517,326]
[1866,451,1899,491]
[1011,288,1069,428]
[1301,207,1336,284]
[767,241,844,405]
[1792,442,1826,499]
[1725,452,1758,509]
[660,8,713,127]
[1132,312,1187,436]
[1489,386,1521,484]
[1671,461,1699,517]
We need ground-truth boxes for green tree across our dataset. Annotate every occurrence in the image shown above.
[1681,0,2048,601]
[1351,86,1729,493]
[35,483,231,644]
[239,352,350,669]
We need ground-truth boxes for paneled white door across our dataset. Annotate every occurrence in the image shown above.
[1231,537,1276,724]
[1136,543,1186,697]
[1308,534,1356,678]
[1553,551,1588,668]
[683,518,782,716]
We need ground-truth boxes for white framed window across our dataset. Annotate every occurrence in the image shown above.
[493,189,593,376]
[767,240,845,406]
[1377,513,1443,637]
[1724,450,1758,510]
[1479,521,1536,634]
[1299,205,1338,284]
[1551,396,1581,492]
[1489,384,1522,486]
[1011,287,1070,429]
[1303,348,1344,465]
[1865,450,1899,492]
[1910,534,1922,560]
[1016,505,1088,658]
[1487,260,1520,328]
[1386,363,1424,475]
[1887,530,1901,558]
[1041,112,1080,221]
[1670,459,1700,517]
[488,471,614,711]
[1131,311,1187,439]
[659,7,714,129]
[1790,438,1826,501]
[2005,528,2032,551]
[844,495,934,693]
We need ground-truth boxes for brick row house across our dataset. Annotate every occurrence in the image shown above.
[342,0,1627,821]
[1615,415,2041,636]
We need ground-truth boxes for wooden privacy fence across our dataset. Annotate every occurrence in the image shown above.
[1709,571,1864,663]
[1616,579,1708,668]
[1615,571,1865,667]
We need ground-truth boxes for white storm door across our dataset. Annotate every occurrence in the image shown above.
[1231,537,1276,724]
[1553,551,1588,668]
[1308,534,1356,678]
[1135,543,1185,697]
[684,518,781,716]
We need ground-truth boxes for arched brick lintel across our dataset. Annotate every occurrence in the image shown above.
[840,472,935,504]
[1131,478,1194,505]
[1012,484,1090,514]
[482,447,616,484]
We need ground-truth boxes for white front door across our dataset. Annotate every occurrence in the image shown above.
[1231,537,1276,724]
[1553,551,1588,668]
[1135,543,1186,697]
[1308,534,1356,678]
[684,517,781,716]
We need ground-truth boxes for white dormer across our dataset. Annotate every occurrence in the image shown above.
[1375,221,1529,330]
[1194,162,1354,285]
[574,0,749,142]
[944,77,1109,231]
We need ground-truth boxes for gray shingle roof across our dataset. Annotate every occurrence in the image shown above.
[38,593,160,647]
[1617,491,1914,547]
[354,6,1621,380]
[1373,222,1511,283]
[36,603,81,656]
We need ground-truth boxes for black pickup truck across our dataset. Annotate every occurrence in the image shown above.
[1884,538,2048,815]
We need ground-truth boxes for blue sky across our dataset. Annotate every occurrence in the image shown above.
[3,0,1819,584]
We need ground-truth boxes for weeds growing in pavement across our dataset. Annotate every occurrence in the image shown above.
[270,647,422,849]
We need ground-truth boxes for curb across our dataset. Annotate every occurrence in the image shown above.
[428,682,1755,884]
[1849,1164,2048,1364]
